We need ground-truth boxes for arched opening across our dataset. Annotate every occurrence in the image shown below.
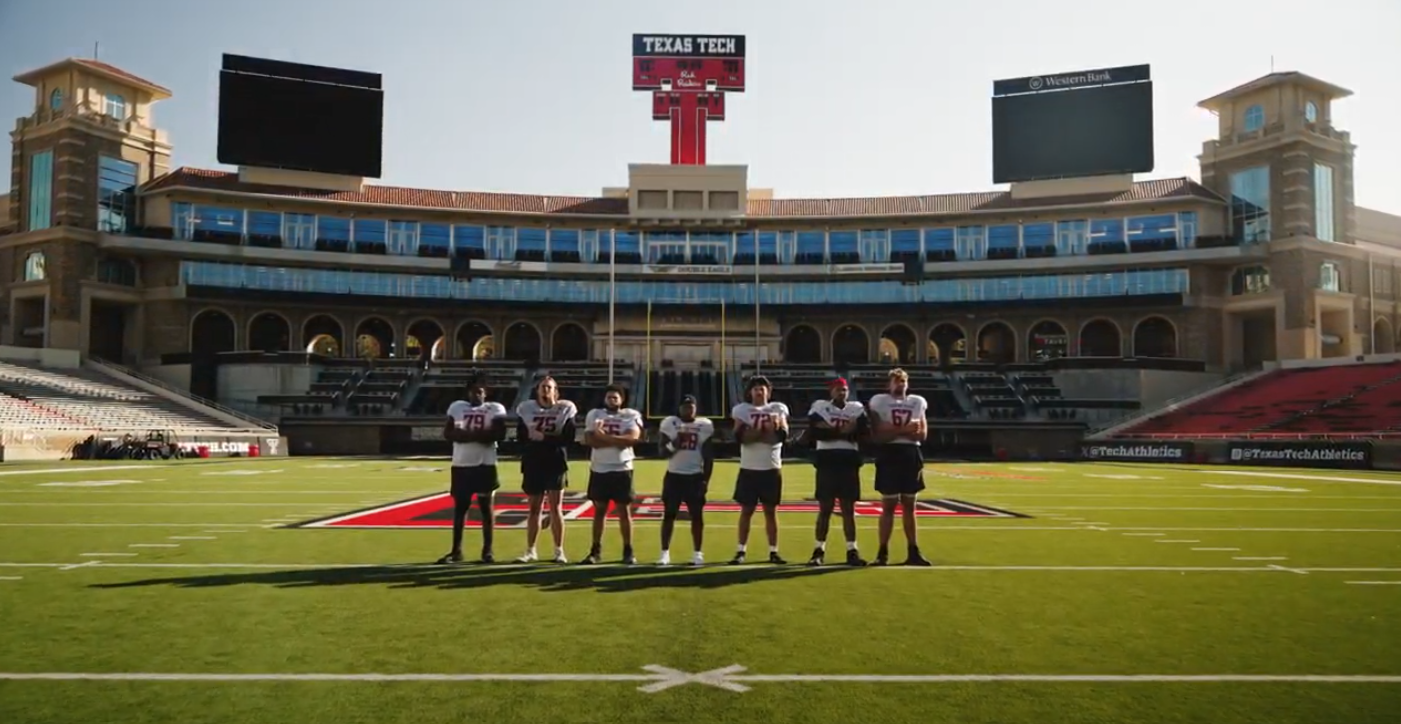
[784,325,822,364]
[455,321,493,360]
[551,323,590,362]
[1078,319,1122,357]
[303,315,344,356]
[1133,316,1177,358]
[248,313,290,353]
[1026,320,1069,361]
[832,325,870,365]
[502,322,542,361]
[354,317,395,359]
[977,322,1016,364]
[927,323,967,365]
[878,324,917,365]
[1374,318,1395,355]
[191,309,236,356]
[406,319,446,362]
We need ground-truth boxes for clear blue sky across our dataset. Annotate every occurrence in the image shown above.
[2,0,1398,212]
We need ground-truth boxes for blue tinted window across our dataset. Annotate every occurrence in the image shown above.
[987,225,1018,250]
[924,228,954,251]
[195,205,243,232]
[420,223,450,249]
[96,156,138,234]
[1127,214,1176,240]
[758,232,778,256]
[735,232,756,257]
[172,202,195,239]
[27,150,54,231]
[1022,223,1053,248]
[247,211,281,237]
[1056,220,1089,255]
[550,229,579,254]
[858,230,889,262]
[1090,218,1124,243]
[49,88,62,111]
[1229,166,1271,243]
[388,221,417,254]
[103,93,126,119]
[797,231,825,256]
[317,216,350,240]
[517,228,547,250]
[1177,212,1198,247]
[955,226,985,260]
[1243,104,1265,132]
[614,231,640,254]
[486,227,515,259]
[353,219,386,244]
[891,229,920,253]
[829,231,857,254]
[453,225,485,251]
[284,213,315,248]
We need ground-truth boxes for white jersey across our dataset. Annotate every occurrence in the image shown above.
[868,393,929,446]
[445,400,509,466]
[659,416,715,476]
[732,401,789,470]
[586,407,644,473]
[808,399,865,452]
[515,399,578,438]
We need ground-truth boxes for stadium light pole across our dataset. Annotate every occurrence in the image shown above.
[608,231,616,384]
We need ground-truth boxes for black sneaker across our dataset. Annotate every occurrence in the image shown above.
[846,550,868,567]
[807,547,825,567]
[903,548,933,567]
[621,547,637,565]
[581,549,602,565]
[768,552,788,565]
[727,553,746,565]
[870,550,889,567]
[479,550,495,564]
[434,551,463,565]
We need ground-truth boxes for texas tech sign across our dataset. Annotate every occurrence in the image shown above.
[632,33,746,165]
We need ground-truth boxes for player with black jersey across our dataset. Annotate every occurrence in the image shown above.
[729,375,789,565]
[867,368,933,566]
[582,384,644,565]
[657,395,715,566]
[514,375,577,564]
[436,376,508,564]
[805,377,869,567]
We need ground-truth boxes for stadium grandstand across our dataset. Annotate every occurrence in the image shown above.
[3,55,1401,466]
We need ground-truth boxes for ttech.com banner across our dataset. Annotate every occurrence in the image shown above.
[1080,442,1194,462]
[1226,441,1373,470]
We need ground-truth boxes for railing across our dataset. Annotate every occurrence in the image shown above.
[87,357,278,431]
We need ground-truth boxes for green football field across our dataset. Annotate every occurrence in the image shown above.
[1,456,1399,724]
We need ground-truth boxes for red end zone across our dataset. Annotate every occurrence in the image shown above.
[295,492,1028,529]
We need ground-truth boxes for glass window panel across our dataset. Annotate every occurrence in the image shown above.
[923,228,954,251]
[247,211,281,237]
[550,229,580,253]
[987,225,1019,250]
[353,219,387,243]
[1022,223,1054,248]
[1177,212,1198,247]
[614,231,640,254]
[797,231,825,256]
[1090,218,1124,243]
[317,216,351,241]
[955,226,985,260]
[195,205,243,232]
[453,225,485,251]
[891,229,920,253]
[172,202,195,240]
[420,223,451,249]
[1314,163,1335,242]
[829,231,858,253]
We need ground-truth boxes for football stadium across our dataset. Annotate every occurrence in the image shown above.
[2,32,1401,724]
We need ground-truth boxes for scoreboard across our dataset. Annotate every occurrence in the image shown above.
[632,34,746,165]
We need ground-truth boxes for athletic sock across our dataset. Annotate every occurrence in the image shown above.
[847,541,858,551]
[736,544,747,554]
[769,545,779,554]
[815,541,826,551]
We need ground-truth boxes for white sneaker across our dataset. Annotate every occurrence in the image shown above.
[690,552,705,567]
[552,550,568,564]
[515,550,538,564]
[657,552,671,566]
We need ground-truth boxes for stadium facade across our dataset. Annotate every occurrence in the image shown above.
[2,56,1400,452]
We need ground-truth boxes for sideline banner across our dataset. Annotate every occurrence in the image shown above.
[1080,441,1193,463]
[174,434,289,457]
[1226,441,1372,470]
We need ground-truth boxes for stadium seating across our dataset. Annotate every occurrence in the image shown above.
[1121,361,1401,436]
[0,361,236,430]
[646,369,724,418]
[738,365,833,416]
[528,363,633,414]
[845,365,967,419]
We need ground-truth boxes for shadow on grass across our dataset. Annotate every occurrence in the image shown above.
[88,561,856,593]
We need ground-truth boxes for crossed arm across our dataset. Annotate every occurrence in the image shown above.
[807,413,869,443]
[869,411,927,444]
[735,417,788,445]
[442,417,508,444]
[517,417,577,446]
[586,421,642,449]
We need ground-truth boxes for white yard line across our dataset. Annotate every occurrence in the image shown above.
[128,544,179,549]
[1192,548,1242,552]
[0,576,22,581]
[1196,471,1401,487]
[1155,540,1201,544]
[168,536,216,541]
[1269,564,1309,575]
[79,553,138,558]
[0,465,167,476]
[1121,533,1165,537]
[59,560,101,571]
[1234,557,1288,561]
[1345,581,1401,585]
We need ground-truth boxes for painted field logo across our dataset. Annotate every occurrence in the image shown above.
[296,492,1028,529]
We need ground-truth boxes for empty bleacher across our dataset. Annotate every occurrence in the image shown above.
[1121,361,1401,437]
[739,364,833,415]
[0,361,236,431]
[845,365,966,419]
[528,362,633,413]
[646,369,723,417]
[407,362,528,416]
[958,371,1024,419]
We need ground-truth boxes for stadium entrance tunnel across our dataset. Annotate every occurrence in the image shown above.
[928,324,967,365]
[303,315,344,356]
[249,312,292,353]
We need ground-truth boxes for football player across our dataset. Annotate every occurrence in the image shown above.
[806,377,869,566]
[656,395,715,566]
[437,376,508,564]
[513,375,576,564]
[582,384,644,565]
[866,368,933,566]
[729,375,789,565]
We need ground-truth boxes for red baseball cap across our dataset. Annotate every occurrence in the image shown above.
[829,377,848,388]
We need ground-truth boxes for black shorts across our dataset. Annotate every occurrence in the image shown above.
[522,470,568,496]
[814,450,863,503]
[587,470,635,505]
[733,468,782,508]
[450,465,499,501]
[662,472,708,509]
[874,444,925,497]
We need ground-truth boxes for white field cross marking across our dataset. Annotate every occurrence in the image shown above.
[2,668,1401,693]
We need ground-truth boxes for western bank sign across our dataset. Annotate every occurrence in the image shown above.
[993,64,1151,96]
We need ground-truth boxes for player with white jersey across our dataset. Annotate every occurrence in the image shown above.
[436,376,509,565]
[513,375,577,564]
[728,375,789,565]
[581,384,644,565]
[805,377,869,567]
[866,368,932,566]
[656,395,715,566]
